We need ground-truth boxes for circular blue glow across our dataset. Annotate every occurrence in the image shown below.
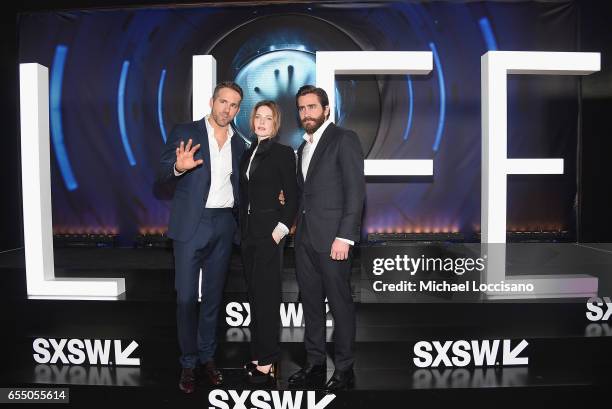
[234,50,316,148]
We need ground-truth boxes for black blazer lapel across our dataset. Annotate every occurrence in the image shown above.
[248,138,273,179]
[297,140,306,185]
[240,141,256,181]
[231,133,244,178]
[230,132,247,207]
[304,123,335,183]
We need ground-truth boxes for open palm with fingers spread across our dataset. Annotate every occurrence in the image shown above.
[175,138,203,172]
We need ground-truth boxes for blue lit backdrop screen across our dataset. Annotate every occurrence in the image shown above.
[18,2,579,244]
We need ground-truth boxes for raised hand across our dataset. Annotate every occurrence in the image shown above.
[175,139,203,172]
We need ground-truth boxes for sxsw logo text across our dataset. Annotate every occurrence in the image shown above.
[33,338,140,366]
[208,390,335,409]
[586,297,612,322]
[226,302,333,328]
[413,339,529,368]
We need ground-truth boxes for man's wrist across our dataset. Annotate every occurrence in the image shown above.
[174,162,186,175]
[335,237,354,246]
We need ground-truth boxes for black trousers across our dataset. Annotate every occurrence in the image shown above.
[295,219,356,371]
[241,225,285,365]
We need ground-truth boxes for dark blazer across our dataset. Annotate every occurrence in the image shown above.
[157,118,247,242]
[295,123,365,253]
[239,138,297,241]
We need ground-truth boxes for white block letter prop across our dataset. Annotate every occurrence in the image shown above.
[192,55,217,121]
[19,63,125,299]
[316,51,434,177]
[481,51,600,299]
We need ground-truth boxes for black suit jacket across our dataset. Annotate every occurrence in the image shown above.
[239,138,298,241]
[295,123,365,253]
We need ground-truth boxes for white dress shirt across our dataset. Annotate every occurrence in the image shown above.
[301,119,332,181]
[174,115,234,208]
[301,120,354,246]
[246,137,289,240]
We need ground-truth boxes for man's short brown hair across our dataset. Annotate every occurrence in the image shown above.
[213,81,243,101]
[295,85,329,109]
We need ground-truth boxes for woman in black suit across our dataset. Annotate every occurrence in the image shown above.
[239,100,297,383]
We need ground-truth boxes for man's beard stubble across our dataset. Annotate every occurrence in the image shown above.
[302,112,326,134]
[211,110,232,128]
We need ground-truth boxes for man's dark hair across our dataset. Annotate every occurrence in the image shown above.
[213,81,243,101]
[295,85,329,110]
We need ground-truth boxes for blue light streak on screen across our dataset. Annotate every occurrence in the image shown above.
[117,60,136,166]
[429,42,446,152]
[50,44,78,190]
[402,75,414,141]
[478,17,499,51]
[157,68,168,143]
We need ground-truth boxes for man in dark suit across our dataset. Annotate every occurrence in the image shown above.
[288,85,365,391]
[157,82,247,394]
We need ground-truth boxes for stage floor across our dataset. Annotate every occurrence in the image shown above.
[1,247,611,407]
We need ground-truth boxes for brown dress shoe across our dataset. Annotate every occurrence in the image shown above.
[200,360,223,386]
[178,368,195,394]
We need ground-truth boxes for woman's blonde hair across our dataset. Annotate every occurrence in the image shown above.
[250,100,281,137]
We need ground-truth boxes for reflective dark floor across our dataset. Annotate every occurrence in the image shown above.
[1,247,611,407]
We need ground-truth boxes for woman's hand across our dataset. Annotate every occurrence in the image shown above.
[272,229,283,244]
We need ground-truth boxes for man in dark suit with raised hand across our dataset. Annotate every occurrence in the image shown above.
[157,82,246,394]
[288,85,365,391]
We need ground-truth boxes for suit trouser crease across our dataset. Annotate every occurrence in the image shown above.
[174,209,235,368]
[295,219,356,370]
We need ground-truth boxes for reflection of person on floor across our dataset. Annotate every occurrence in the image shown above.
[157,82,246,394]
[288,85,366,392]
[239,100,297,384]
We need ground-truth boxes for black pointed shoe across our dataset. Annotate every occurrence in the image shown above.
[247,363,277,384]
[288,363,326,384]
[325,368,354,392]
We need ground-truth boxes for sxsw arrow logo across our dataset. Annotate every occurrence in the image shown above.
[115,340,140,365]
[502,339,529,365]
[209,390,336,409]
[413,339,529,368]
[33,338,141,366]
